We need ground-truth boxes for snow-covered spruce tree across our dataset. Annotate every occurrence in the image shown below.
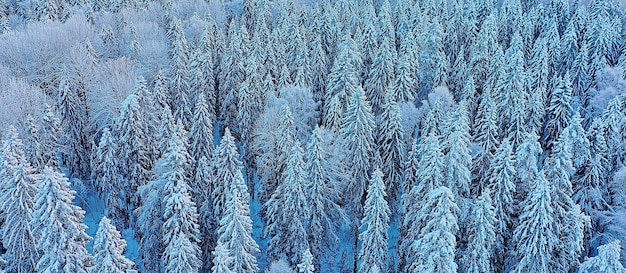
[358,168,389,273]
[392,54,416,103]
[487,139,516,270]
[212,241,234,273]
[543,73,573,148]
[462,189,496,273]
[365,35,395,115]
[95,127,125,228]
[471,86,500,192]
[305,125,346,268]
[544,132,587,272]
[324,36,361,131]
[511,171,558,273]
[340,86,376,219]
[441,101,472,199]
[115,92,152,223]
[38,104,62,170]
[216,169,259,273]
[514,131,542,201]
[297,248,314,273]
[211,127,246,223]
[578,240,626,273]
[57,74,91,179]
[602,96,625,171]
[31,167,93,273]
[189,91,214,165]
[265,140,310,265]
[400,131,445,272]
[0,127,40,273]
[135,173,165,273]
[407,186,459,273]
[92,216,137,273]
[567,111,591,174]
[161,122,202,273]
[169,18,193,129]
[376,91,405,211]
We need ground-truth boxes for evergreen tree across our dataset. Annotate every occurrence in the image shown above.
[305,125,345,267]
[408,186,459,273]
[57,74,91,179]
[189,91,214,164]
[365,36,395,114]
[471,87,499,190]
[115,92,152,222]
[442,101,472,199]
[265,141,310,265]
[297,248,314,273]
[543,73,573,147]
[211,128,245,222]
[31,167,93,273]
[514,131,542,201]
[487,139,516,269]
[463,189,496,273]
[358,168,389,273]
[544,133,586,273]
[578,240,626,273]
[136,175,165,273]
[324,36,361,129]
[39,104,62,169]
[169,18,193,129]
[211,241,234,273]
[92,216,137,273]
[340,87,376,217]
[94,128,125,228]
[0,127,40,273]
[401,131,445,272]
[511,171,558,273]
[216,169,259,273]
[161,122,202,273]
[377,92,405,209]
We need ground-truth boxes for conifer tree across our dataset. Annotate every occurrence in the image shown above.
[400,131,445,271]
[211,128,245,222]
[39,104,62,169]
[442,101,472,199]
[365,36,395,114]
[115,92,152,222]
[189,91,214,164]
[92,216,137,273]
[471,87,499,189]
[514,132,542,200]
[169,18,193,128]
[487,139,516,269]
[305,125,345,267]
[408,186,459,273]
[377,92,405,209]
[212,241,234,273]
[265,141,310,265]
[217,169,259,273]
[136,175,165,273]
[511,171,558,273]
[578,240,626,273]
[31,167,93,273]
[298,248,314,273]
[0,127,40,273]
[463,189,496,273]
[340,87,376,217]
[57,75,91,179]
[324,36,361,128]
[161,122,202,273]
[543,73,573,147]
[544,133,586,272]
[358,168,389,273]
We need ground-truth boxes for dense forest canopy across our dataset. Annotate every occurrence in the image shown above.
[1,0,626,272]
